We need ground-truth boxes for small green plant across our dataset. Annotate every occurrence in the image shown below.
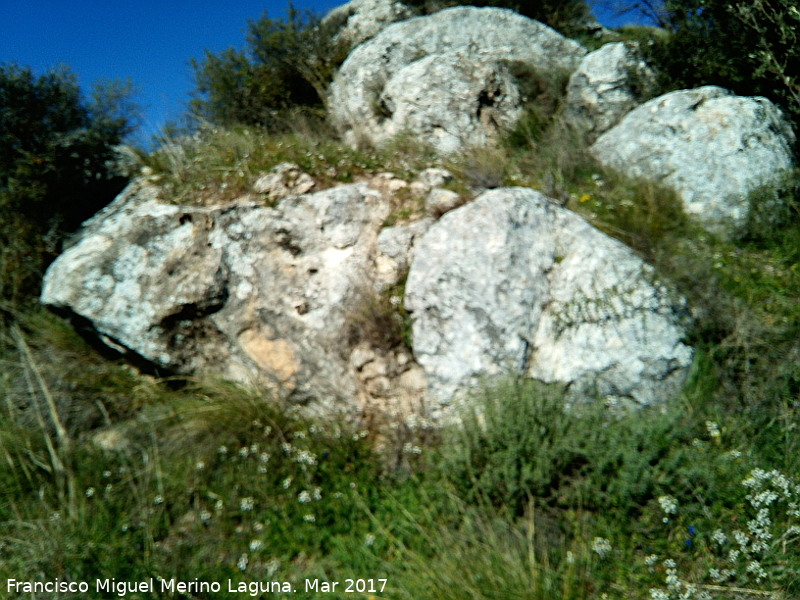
[345,278,413,353]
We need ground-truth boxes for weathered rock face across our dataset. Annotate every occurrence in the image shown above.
[329,6,586,153]
[43,179,694,420]
[41,179,395,412]
[253,162,315,201]
[590,86,796,238]
[324,0,415,49]
[564,42,657,142]
[378,54,524,155]
[405,188,693,415]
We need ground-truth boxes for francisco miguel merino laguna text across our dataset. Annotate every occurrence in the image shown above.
[7,578,296,596]
[7,577,387,595]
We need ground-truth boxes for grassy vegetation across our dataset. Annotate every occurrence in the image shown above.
[1,312,797,598]
[2,38,799,600]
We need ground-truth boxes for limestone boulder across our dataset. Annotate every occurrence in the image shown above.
[405,187,693,416]
[43,179,696,421]
[41,178,394,411]
[329,6,586,153]
[324,0,415,48]
[252,162,315,202]
[565,42,657,142]
[590,86,796,238]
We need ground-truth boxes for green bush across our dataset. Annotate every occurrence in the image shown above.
[0,64,137,306]
[190,6,349,127]
[649,0,800,151]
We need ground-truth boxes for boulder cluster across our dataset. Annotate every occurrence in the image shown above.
[41,1,797,421]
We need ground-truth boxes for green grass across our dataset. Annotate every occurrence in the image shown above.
[1,312,798,599]
[2,69,800,599]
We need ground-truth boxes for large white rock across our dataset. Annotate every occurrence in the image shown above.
[404,187,693,415]
[324,0,415,49]
[41,178,394,411]
[329,6,586,153]
[590,86,796,238]
[42,180,695,420]
[564,41,657,142]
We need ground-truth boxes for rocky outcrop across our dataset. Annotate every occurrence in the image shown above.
[41,179,395,412]
[43,179,694,419]
[590,86,796,238]
[405,188,693,415]
[329,6,586,153]
[324,0,415,48]
[565,42,657,142]
[253,162,315,202]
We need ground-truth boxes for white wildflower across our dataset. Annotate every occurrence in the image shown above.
[658,495,678,515]
[293,449,317,466]
[282,477,292,489]
[645,554,659,566]
[153,495,164,505]
[265,559,280,577]
[403,442,422,455]
[711,529,727,545]
[592,537,612,558]
[85,487,95,498]
[200,510,212,522]
[749,490,778,508]
[746,560,766,581]
[663,559,677,569]
[298,490,312,504]
[312,487,322,501]
[303,513,316,523]
[665,568,680,589]
[249,540,263,552]
[733,530,748,548]
[705,420,721,439]
[240,497,255,512]
[195,460,205,471]
[364,533,376,547]
[237,553,248,571]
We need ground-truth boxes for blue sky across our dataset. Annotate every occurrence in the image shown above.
[1,1,638,146]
